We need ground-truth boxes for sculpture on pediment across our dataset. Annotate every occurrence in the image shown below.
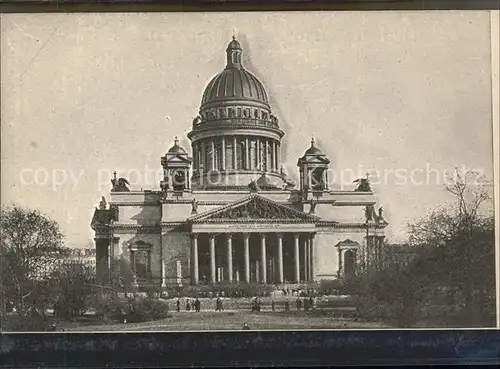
[191,198,199,214]
[211,198,307,220]
[248,180,259,193]
[309,198,317,214]
[98,196,107,210]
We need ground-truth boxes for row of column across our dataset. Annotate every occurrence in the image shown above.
[193,136,281,173]
[190,232,315,285]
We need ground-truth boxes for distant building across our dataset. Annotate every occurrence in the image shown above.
[91,37,389,288]
[62,247,97,278]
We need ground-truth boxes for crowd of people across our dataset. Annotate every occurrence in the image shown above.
[173,296,316,313]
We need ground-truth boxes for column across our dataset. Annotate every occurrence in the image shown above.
[243,233,250,283]
[271,141,276,172]
[309,233,315,281]
[191,234,199,285]
[161,259,166,287]
[260,233,267,283]
[226,234,233,283]
[263,138,268,171]
[277,233,284,284]
[221,136,226,170]
[294,234,300,283]
[209,234,216,284]
[245,137,250,170]
[233,137,238,170]
[211,140,215,170]
[200,141,205,173]
[304,237,309,281]
[277,143,280,171]
[130,250,138,287]
[256,137,261,170]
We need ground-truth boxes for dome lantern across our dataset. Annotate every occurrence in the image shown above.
[226,35,243,69]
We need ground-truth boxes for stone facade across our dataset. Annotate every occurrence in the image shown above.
[91,37,388,288]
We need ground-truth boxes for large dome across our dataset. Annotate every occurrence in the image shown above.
[188,37,284,191]
[201,68,269,107]
[200,36,269,109]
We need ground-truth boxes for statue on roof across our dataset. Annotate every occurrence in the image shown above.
[376,206,386,223]
[111,171,131,192]
[98,196,107,210]
[193,115,202,125]
[353,172,372,192]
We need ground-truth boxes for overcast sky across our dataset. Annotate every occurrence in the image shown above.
[1,11,495,247]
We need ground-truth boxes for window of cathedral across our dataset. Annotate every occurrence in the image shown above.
[219,108,226,118]
[243,109,249,118]
[172,169,187,191]
[344,250,356,278]
[262,112,268,121]
[311,168,325,191]
[228,108,234,117]
[237,108,242,117]
[134,250,151,281]
[254,109,259,119]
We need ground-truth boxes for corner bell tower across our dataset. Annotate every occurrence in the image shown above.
[297,137,331,198]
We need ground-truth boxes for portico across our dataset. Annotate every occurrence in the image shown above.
[187,194,318,285]
[189,230,315,285]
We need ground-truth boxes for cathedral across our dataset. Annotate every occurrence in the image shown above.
[91,37,388,288]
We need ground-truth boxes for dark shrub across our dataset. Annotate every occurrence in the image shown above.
[97,296,170,323]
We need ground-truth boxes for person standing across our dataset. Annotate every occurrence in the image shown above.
[296,297,302,311]
[271,299,275,312]
[176,298,181,312]
[186,298,191,311]
[195,298,201,312]
[284,300,290,311]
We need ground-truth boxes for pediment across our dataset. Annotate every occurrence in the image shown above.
[335,239,360,248]
[166,154,191,163]
[302,156,331,165]
[189,194,318,223]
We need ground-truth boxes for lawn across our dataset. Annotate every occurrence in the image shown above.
[63,310,389,331]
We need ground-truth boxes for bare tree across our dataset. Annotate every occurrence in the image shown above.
[408,168,495,324]
[354,168,495,327]
[1,205,67,318]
